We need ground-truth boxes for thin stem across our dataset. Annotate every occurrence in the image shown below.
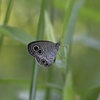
[3,0,14,24]
[29,63,39,100]
[29,60,35,99]
[62,0,75,36]
[61,0,75,67]
[62,0,86,100]
[45,67,53,100]
[29,0,49,100]
[0,0,14,54]
[64,0,86,66]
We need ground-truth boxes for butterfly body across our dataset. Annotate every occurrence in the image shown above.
[28,41,60,67]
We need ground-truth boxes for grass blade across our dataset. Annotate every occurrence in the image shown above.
[45,11,56,42]
[0,0,14,54]
[63,71,74,100]
[0,25,35,44]
[44,2,55,99]
[62,0,75,36]
[62,0,85,66]
[29,0,49,100]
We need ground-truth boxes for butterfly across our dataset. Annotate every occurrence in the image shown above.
[27,41,60,67]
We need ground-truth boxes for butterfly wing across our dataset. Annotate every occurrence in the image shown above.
[28,41,60,67]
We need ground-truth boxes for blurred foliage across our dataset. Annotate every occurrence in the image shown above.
[0,0,100,100]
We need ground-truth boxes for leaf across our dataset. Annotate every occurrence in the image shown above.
[0,25,35,45]
[73,35,100,51]
[44,11,56,42]
[63,71,74,100]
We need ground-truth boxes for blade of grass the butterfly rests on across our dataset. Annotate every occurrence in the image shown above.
[60,0,75,51]
[62,0,85,69]
[57,0,75,71]
[54,45,69,76]
[0,25,35,45]
[61,0,85,99]
[61,0,75,37]
[63,71,74,100]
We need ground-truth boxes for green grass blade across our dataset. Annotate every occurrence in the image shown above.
[60,0,75,67]
[29,0,49,100]
[45,66,53,100]
[0,25,35,45]
[73,35,100,51]
[62,0,85,66]
[30,63,39,100]
[45,11,56,42]
[0,0,14,54]
[44,2,55,100]
[3,0,14,24]
[44,82,63,90]
[63,71,74,100]
[62,0,75,36]
[62,0,85,100]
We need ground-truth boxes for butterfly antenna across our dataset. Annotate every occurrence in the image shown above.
[57,34,64,42]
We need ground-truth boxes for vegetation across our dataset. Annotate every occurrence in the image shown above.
[0,0,100,100]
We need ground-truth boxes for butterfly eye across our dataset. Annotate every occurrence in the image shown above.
[33,45,39,51]
[37,49,42,55]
